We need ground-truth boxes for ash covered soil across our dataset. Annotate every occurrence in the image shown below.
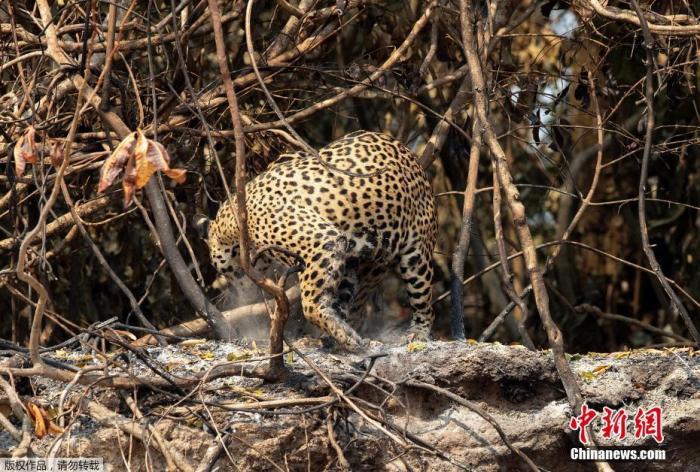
[1,340,699,471]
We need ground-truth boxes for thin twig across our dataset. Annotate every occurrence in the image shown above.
[450,120,481,340]
[492,164,535,350]
[629,0,699,344]
[576,304,691,343]
[460,0,583,411]
[207,0,291,375]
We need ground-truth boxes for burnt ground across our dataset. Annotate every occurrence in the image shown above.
[1,340,699,471]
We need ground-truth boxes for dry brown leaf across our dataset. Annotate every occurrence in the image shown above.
[150,141,187,184]
[143,138,170,169]
[27,403,47,439]
[98,132,137,193]
[27,403,64,438]
[97,130,186,205]
[135,139,187,187]
[122,153,137,208]
[47,420,64,435]
[134,152,158,188]
[164,168,187,184]
[136,139,171,188]
[14,126,37,176]
[134,129,149,159]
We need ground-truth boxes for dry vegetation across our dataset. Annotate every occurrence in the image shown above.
[1,0,699,469]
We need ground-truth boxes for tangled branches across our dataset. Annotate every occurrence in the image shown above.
[1,0,700,467]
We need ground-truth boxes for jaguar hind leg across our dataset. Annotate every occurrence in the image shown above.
[300,269,364,350]
[346,262,388,332]
[398,243,434,341]
[297,221,369,351]
[347,228,378,259]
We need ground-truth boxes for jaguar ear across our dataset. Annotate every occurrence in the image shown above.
[193,214,210,240]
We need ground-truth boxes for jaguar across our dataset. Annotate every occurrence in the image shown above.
[206,131,436,351]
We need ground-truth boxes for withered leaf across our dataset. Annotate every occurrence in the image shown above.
[122,153,137,208]
[133,129,149,163]
[47,420,64,435]
[26,403,63,438]
[135,135,165,189]
[164,168,187,184]
[135,139,186,188]
[134,157,157,189]
[14,126,37,176]
[98,132,137,193]
[98,130,186,205]
[27,403,47,439]
[151,140,187,184]
[144,138,170,169]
